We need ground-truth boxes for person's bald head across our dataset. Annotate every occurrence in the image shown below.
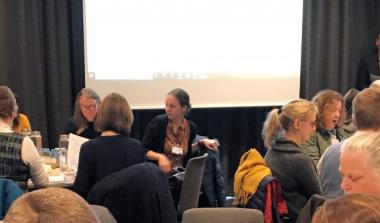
[4,188,100,223]
[369,80,380,89]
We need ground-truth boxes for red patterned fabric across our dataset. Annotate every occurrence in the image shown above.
[264,180,288,223]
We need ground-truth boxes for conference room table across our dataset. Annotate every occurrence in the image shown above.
[28,156,76,190]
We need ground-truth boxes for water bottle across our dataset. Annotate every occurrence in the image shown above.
[59,134,69,171]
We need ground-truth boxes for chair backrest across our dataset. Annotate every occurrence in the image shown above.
[177,153,208,215]
[182,207,264,223]
[87,163,176,223]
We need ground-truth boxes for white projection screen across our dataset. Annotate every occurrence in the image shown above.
[84,0,302,109]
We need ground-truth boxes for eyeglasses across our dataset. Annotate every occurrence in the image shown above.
[302,119,316,127]
[79,104,97,111]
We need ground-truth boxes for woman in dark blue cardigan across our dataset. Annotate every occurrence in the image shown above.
[73,93,146,199]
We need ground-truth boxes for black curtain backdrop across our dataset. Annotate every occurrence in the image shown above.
[0,0,379,195]
[301,0,380,99]
[0,0,84,147]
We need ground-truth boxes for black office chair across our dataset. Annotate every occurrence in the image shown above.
[177,153,208,217]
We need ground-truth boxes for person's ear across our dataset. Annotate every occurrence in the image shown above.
[352,114,357,126]
[293,119,301,130]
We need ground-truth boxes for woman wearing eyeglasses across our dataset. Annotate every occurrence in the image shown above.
[73,92,146,199]
[63,88,101,139]
[262,99,321,223]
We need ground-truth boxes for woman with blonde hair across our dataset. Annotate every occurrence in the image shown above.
[73,93,145,199]
[301,90,349,166]
[312,193,380,223]
[340,131,380,196]
[263,99,321,223]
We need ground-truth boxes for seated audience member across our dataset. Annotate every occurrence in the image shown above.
[340,131,380,196]
[3,188,100,223]
[63,88,101,139]
[263,99,321,223]
[0,86,48,190]
[73,93,146,199]
[341,88,359,136]
[142,88,217,174]
[318,87,380,198]
[297,129,380,223]
[301,90,349,167]
[312,193,380,223]
[12,95,31,134]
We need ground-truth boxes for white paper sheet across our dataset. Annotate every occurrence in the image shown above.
[67,133,89,172]
[49,175,65,182]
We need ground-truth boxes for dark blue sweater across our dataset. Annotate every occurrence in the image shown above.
[73,135,146,198]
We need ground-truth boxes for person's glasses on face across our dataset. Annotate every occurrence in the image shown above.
[79,104,97,111]
[302,119,316,128]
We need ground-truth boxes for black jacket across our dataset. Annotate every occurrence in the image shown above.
[63,117,100,139]
[87,162,177,223]
[201,148,226,207]
[356,48,380,90]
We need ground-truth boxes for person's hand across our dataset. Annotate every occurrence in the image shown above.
[200,138,219,151]
[158,154,172,173]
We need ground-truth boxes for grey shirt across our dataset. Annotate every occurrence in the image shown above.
[318,141,344,198]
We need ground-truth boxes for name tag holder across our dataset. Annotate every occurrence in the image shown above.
[172,146,183,155]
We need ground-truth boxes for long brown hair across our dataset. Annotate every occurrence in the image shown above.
[312,90,345,129]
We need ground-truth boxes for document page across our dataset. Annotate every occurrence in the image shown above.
[68,133,89,172]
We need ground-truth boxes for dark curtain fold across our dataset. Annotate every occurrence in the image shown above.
[301,0,380,99]
[0,0,84,147]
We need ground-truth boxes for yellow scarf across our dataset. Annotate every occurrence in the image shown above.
[233,148,272,206]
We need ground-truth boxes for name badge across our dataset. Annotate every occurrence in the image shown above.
[172,146,183,155]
